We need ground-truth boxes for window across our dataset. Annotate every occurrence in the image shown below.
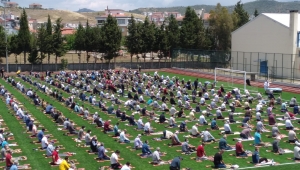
[97,20,105,24]
[117,19,125,25]
[121,28,125,32]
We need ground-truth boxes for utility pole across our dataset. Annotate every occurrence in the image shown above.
[1,0,8,72]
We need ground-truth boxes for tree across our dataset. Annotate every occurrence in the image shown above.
[74,22,85,63]
[209,3,234,51]
[18,9,31,64]
[0,26,6,61]
[28,34,41,70]
[125,15,142,67]
[154,24,169,68]
[254,9,259,17]
[45,15,53,64]
[52,18,67,70]
[180,7,207,49]
[36,24,48,64]
[166,14,180,57]
[85,20,96,63]
[140,17,155,62]
[65,34,75,51]
[233,1,249,29]
[8,34,22,64]
[100,15,122,68]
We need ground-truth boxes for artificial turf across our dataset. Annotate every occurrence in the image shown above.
[1,71,300,170]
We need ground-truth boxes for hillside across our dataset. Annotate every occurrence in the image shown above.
[129,0,300,15]
[0,7,102,24]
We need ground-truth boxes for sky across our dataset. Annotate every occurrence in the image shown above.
[14,0,296,11]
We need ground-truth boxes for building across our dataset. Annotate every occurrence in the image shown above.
[143,11,182,25]
[231,10,300,79]
[62,28,76,36]
[95,8,143,36]
[29,3,42,9]
[28,19,38,31]
[176,9,210,28]
[4,2,18,8]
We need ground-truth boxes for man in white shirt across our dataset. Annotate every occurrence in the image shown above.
[119,130,130,143]
[224,121,233,134]
[256,103,263,112]
[169,105,177,116]
[120,162,131,170]
[199,114,207,125]
[41,135,49,149]
[190,124,200,137]
[137,118,144,130]
[152,147,161,164]
[288,130,298,143]
[110,150,121,169]
[202,130,215,142]
[264,80,270,91]
[144,121,152,134]
[134,134,143,149]
[286,118,294,130]
[256,112,261,121]
[161,102,169,111]
[294,146,300,160]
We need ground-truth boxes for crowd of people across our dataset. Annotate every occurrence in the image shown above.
[1,68,300,169]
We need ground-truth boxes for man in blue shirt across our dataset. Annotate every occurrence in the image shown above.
[254,130,265,146]
[169,157,183,170]
[45,104,53,114]
[37,129,45,142]
[219,135,232,150]
[252,147,268,164]
[97,143,110,160]
[211,118,219,130]
[141,140,152,157]
[179,120,187,132]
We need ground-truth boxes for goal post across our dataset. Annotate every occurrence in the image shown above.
[214,68,258,94]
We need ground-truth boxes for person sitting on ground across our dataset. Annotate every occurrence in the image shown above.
[281,102,288,112]
[141,140,152,157]
[110,150,122,169]
[216,108,224,119]
[52,146,62,165]
[137,118,144,130]
[98,143,110,160]
[240,128,252,139]
[189,110,196,121]
[294,104,299,114]
[252,147,268,164]
[272,136,284,154]
[199,113,208,125]
[85,130,92,146]
[268,113,276,125]
[168,115,176,127]
[213,150,226,169]
[285,111,295,120]
[169,156,183,170]
[211,118,219,130]
[224,121,233,134]
[104,120,113,133]
[256,120,266,132]
[196,143,208,161]
[46,141,55,157]
[254,130,265,146]
[113,123,120,137]
[144,121,153,135]
[294,145,300,160]
[290,97,297,107]
[219,135,232,150]
[134,134,143,150]
[190,123,201,137]
[288,130,298,143]
[236,140,248,157]
[171,131,181,146]
[68,121,78,135]
[285,118,294,130]
[152,147,162,164]
[158,112,166,124]
[179,120,188,132]
[202,130,216,143]
[162,130,173,140]
[5,150,13,169]
[119,130,130,143]
[182,138,195,153]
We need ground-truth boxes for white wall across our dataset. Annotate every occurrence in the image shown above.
[231,15,297,78]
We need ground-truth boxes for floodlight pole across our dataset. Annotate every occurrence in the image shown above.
[1,0,8,73]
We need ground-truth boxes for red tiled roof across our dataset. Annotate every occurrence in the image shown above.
[203,13,210,20]
[62,28,75,35]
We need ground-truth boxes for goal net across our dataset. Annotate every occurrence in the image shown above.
[214,68,259,95]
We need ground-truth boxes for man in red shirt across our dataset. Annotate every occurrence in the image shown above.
[6,150,13,169]
[52,146,62,165]
[104,120,113,133]
[235,140,247,157]
[196,143,208,161]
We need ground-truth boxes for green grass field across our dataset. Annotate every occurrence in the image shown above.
[0,71,300,170]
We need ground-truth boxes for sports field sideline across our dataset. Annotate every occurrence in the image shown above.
[0,69,300,170]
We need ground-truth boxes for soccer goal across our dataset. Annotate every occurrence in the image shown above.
[214,68,259,94]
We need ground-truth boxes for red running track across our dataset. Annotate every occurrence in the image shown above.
[161,68,300,94]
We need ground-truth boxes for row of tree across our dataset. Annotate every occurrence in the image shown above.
[0,1,252,66]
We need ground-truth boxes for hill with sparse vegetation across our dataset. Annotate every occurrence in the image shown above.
[129,0,300,16]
